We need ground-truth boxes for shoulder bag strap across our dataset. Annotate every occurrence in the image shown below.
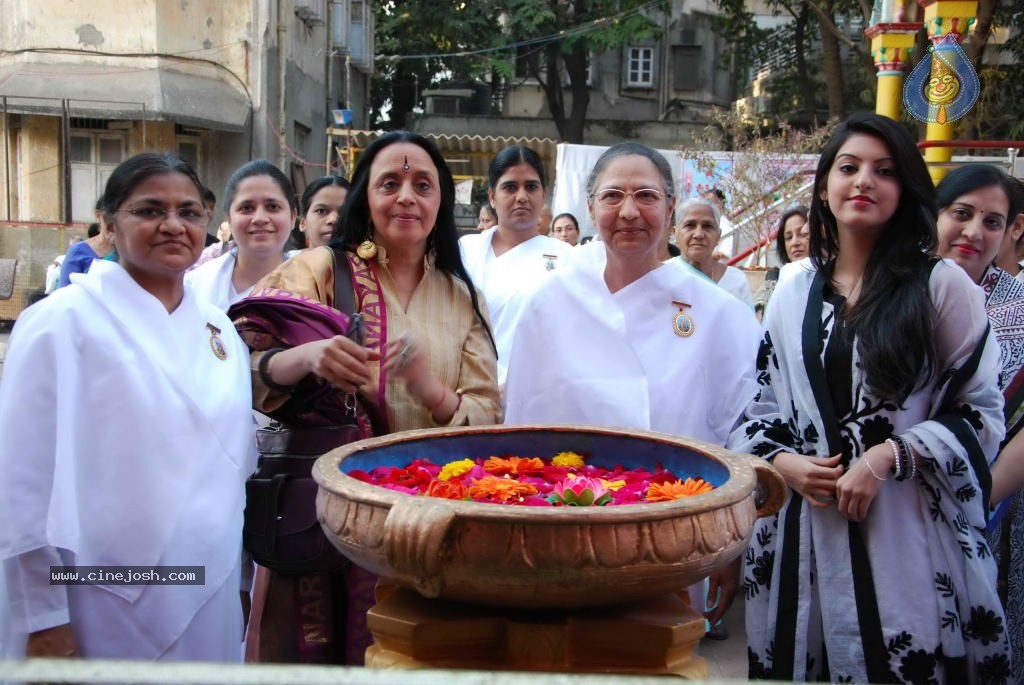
[331,246,357,315]
[329,247,390,437]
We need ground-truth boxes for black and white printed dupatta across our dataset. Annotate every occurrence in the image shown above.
[728,259,1012,684]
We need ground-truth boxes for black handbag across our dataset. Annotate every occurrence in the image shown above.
[243,423,357,574]
[242,248,381,575]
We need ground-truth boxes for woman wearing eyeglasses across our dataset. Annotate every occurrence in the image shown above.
[504,142,761,623]
[674,198,755,308]
[187,160,296,312]
[0,152,255,663]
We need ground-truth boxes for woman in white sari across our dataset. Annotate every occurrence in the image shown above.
[0,152,255,663]
[729,114,1010,683]
[505,142,761,629]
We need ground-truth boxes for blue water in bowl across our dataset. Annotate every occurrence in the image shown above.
[339,429,729,487]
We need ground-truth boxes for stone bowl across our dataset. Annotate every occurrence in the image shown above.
[313,424,786,610]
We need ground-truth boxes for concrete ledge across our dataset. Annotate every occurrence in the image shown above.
[0,658,754,684]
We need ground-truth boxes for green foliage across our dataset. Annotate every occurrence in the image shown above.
[495,0,666,141]
[993,3,1024,138]
[371,0,668,140]
[371,0,499,128]
[711,0,876,123]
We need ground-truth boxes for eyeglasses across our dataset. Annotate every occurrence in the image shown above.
[113,206,209,227]
[590,188,668,208]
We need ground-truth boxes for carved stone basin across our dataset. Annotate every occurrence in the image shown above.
[313,424,786,610]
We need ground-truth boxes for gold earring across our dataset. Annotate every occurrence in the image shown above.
[357,225,378,260]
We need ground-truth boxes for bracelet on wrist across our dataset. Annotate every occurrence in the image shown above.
[863,452,889,482]
[257,347,298,394]
[895,436,916,481]
[885,438,902,480]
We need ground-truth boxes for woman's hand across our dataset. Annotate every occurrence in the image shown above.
[771,452,844,508]
[704,556,741,627]
[26,623,80,658]
[382,334,430,387]
[268,337,378,393]
[383,334,460,422]
[835,443,893,522]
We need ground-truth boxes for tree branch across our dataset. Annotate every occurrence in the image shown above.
[803,0,859,51]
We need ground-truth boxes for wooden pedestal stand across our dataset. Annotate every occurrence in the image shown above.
[364,588,708,678]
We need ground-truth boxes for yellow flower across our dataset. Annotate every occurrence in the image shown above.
[551,451,585,469]
[600,478,627,491]
[438,458,475,481]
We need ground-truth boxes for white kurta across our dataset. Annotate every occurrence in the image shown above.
[504,257,761,445]
[0,260,256,662]
[185,249,251,312]
[459,228,575,384]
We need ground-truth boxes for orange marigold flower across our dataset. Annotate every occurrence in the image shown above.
[426,479,469,500]
[483,456,545,476]
[469,475,539,502]
[645,478,714,502]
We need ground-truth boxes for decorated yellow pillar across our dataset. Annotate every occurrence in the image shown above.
[917,0,979,182]
[866,22,922,120]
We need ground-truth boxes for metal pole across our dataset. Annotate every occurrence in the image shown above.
[61,99,72,224]
[325,0,335,173]
[2,96,10,221]
[278,0,289,170]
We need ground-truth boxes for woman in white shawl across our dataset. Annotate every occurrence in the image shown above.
[728,113,1010,683]
[505,142,761,630]
[0,152,255,662]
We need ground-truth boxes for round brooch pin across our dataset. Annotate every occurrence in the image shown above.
[207,323,228,360]
[672,301,695,338]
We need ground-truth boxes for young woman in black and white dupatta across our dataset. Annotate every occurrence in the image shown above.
[728,114,1011,683]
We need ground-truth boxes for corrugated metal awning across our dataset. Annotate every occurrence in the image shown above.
[330,129,560,180]
[0,61,250,132]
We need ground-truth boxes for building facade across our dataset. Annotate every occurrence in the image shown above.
[0,0,374,226]
[412,0,744,150]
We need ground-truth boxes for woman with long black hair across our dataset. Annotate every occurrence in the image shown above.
[729,114,1010,682]
[231,131,500,664]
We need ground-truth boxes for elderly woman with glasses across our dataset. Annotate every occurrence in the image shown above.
[504,142,761,627]
[674,197,754,308]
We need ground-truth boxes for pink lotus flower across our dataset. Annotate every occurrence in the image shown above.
[549,476,612,507]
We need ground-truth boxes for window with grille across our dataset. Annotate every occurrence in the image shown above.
[626,46,654,87]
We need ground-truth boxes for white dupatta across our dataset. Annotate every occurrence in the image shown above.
[0,261,255,655]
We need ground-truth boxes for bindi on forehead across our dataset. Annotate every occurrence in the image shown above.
[375,150,435,176]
